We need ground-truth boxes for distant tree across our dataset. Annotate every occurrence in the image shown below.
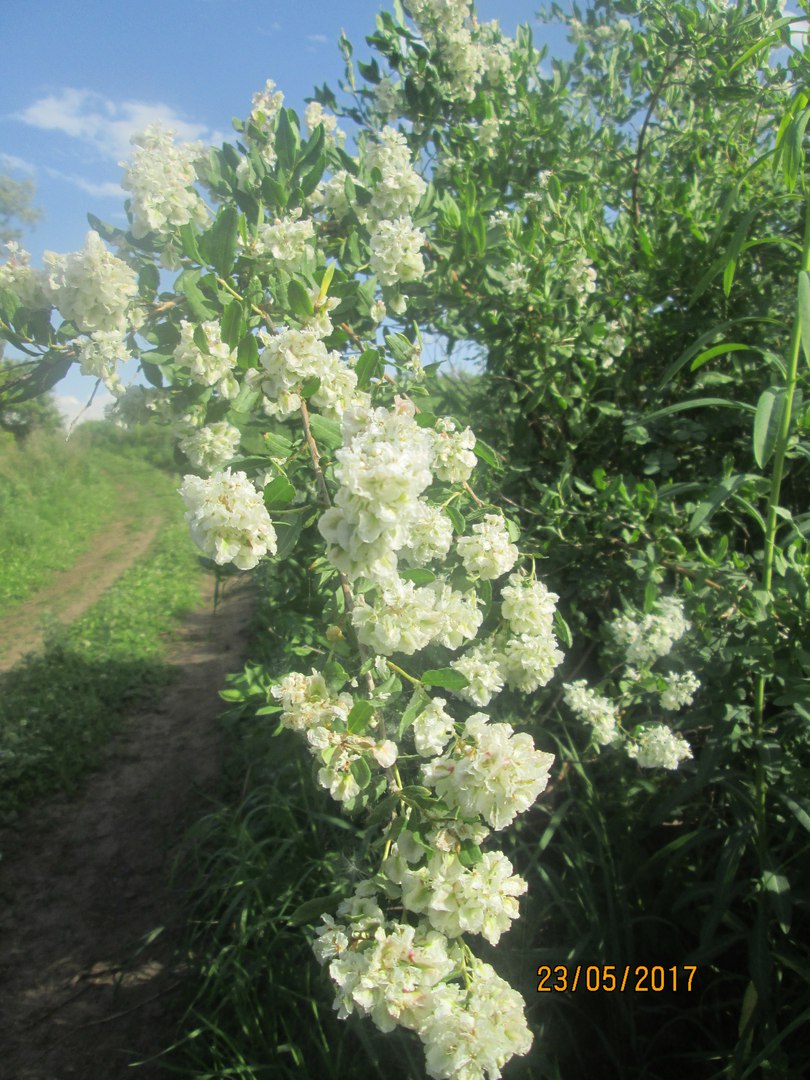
[0,174,41,245]
[0,358,64,440]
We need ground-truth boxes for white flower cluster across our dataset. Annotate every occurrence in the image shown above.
[304,101,345,147]
[313,886,533,1079]
[44,231,138,334]
[430,418,477,482]
[457,514,518,580]
[451,640,505,706]
[601,320,626,369]
[318,397,437,581]
[173,319,239,398]
[179,468,277,570]
[563,256,597,298]
[422,712,554,830]
[254,326,357,419]
[628,724,693,770]
[271,671,397,802]
[407,0,486,103]
[412,695,455,756]
[120,125,207,240]
[254,209,315,271]
[364,126,427,222]
[246,79,285,166]
[660,670,700,711]
[77,330,128,393]
[351,576,482,656]
[178,420,241,472]
[369,216,426,287]
[562,680,620,745]
[610,596,691,666]
[399,850,527,944]
[0,243,50,310]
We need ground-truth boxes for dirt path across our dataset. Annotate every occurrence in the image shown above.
[0,513,164,674]
[0,572,256,1080]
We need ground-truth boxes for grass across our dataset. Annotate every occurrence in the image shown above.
[0,428,180,615]
[0,420,212,821]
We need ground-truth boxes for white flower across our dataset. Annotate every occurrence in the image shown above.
[456,513,518,580]
[430,418,477,483]
[364,126,426,221]
[412,696,456,756]
[422,712,554,830]
[450,640,505,707]
[44,231,138,334]
[499,631,564,693]
[304,101,345,146]
[77,330,128,392]
[369,216,426,287]
[120,124,206,239]
[174,319,239,398]
[178,420,241,472]
[610,596,691,666]
[420,956,533,1080]
[254,209,315,270]
[256,326,356,419]
[0,243,49,310]
[179,468,277,570]
[564,256,597,297]
[659,671,700,711]
[400,850,527,944]
[401,501,454,566]
[628,724,692,770]
[562,680,620,745]
[245,79,284,166]
[500,571,558,636]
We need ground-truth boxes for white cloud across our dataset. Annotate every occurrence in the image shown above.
[307,34,328,45]
[55,389,115,427]
[17,88,216,161]
[44,167,121,197]
[0,152,36,175]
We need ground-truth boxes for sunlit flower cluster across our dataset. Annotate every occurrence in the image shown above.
[628,724,693,770]
[369,216,426,287]
[179,468,277,570]
[173,319,239,398]
[610,596,691,666]
[44,231,138,334]
[178,420,241,472]
[120,124,207,240]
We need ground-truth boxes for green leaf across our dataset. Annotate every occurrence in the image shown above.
[446,505,465,534]
[236,332,259,371]
[400,568,436,586]
[347,699,375,734]
[264,430,293,458]
[798,271,810,366]
[199,206,239,277]
[355,348,382,388]
[689,342,750,373]
[689,474,749,533]
[263,475,296,508]
[399,687,429,739]
[308,413,343,450]
[221,298,246,349]
[275,108,299,172]
[176,268,217,321]
[422,668,469,691]
[273,508,304,560]
[179,223,202,262]
[138,263,160,296]
[643,397,756,423]
[288,891,343,926]
[350,755,372,790]
[753,387,787,469]
[473,439,500,469]
[288,279,314,318]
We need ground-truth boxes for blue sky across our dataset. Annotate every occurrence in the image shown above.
[1,0,572,423]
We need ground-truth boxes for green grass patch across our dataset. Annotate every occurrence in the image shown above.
[0,517,205,821]
[0,425,180,615]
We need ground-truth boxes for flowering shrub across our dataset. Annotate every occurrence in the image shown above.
[2,0,810,1075]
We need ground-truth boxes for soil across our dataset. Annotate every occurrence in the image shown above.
[0,570,256,1080]
[0,513,164,674]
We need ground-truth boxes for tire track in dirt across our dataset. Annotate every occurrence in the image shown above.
[0,573,256,1079]
[0,508,164,674]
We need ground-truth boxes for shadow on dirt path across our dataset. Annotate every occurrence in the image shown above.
[0,572,256,1080]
